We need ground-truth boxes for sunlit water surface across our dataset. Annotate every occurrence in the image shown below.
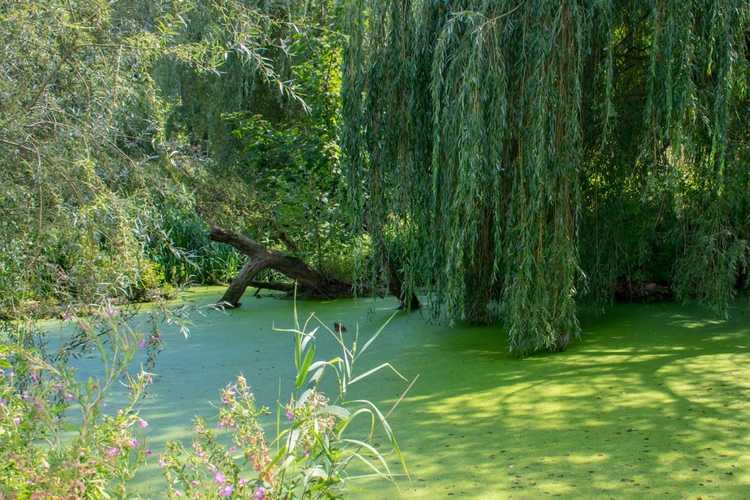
[45,288,750,498]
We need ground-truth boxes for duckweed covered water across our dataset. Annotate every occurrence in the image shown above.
[49,288,750,498]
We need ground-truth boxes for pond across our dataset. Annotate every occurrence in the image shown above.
[49,288,750,498]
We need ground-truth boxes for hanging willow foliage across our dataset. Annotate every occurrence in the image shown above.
[341,0,750,355]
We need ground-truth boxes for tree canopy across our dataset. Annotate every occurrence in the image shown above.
[341,0,750,354]
[0,0,347,315]
[1,0,748,355]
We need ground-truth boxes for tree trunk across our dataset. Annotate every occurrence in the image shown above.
[386,258,421,310]
[247,281,295,293]
[210,225,419,310]
[364,213,422,310]
[210,226,352,303]
[219,259,272,308]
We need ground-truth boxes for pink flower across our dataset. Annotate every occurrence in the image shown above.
[138,418,149,428]
[145,448,153,456]
[104,301,118,318]
[214,471,226,484]
[191,480,200,487]
[105,447,119,458]
[13,416,21,426]
[158,457,167,467]
[219,485,233,497]
[138,338,147,349]
[221,386,236,404]
[128,438,139,448]
[285,410,294,421]
[239,479,248,487]
[255,486,266,500]
[174,490,182,497]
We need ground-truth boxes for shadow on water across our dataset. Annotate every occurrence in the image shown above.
[355,302,750,499]
[47,289,750,498]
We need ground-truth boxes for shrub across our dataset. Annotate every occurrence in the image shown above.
[0,302,160,497]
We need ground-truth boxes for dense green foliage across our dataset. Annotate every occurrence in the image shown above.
[1,0,748,355]
[158,0,356,280]
[4,2,750,496]
[341,0,750,354]
[0,0,346,317]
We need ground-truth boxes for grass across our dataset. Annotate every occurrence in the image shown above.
[48,288,750,498]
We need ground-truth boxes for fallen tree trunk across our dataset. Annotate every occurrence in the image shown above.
[219,259,273,307]
[209,225,420,310]
[209,226,352,307]
[247,281,295,293]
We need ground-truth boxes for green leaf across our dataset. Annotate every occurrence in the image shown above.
[295,344,316,389]
[321,405,350,419]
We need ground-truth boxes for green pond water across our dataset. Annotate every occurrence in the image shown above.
[48,287,750,498]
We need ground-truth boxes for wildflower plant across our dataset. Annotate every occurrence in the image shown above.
[161,301,414,499]
[0,301,167,497]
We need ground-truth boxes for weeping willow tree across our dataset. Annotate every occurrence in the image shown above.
[341,0,750,355]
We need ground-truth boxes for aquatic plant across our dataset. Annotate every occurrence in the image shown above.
[160,304,413,499]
